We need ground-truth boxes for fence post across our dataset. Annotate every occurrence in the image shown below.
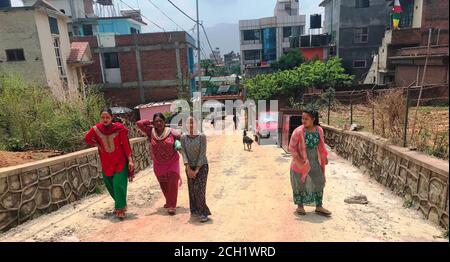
[350,90,355,125]
[327,92,331,125]
[371,85,376,133]
[403,85,411,147]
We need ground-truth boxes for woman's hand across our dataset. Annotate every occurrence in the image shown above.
[185,165,196,179]
[128,158,135,173]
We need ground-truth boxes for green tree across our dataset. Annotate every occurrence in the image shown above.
[245,57,353,101]
[200,59,215,76]
[271,49,304,71]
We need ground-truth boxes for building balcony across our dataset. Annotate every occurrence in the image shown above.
[389,28,421,46]
[243,59,261,65]
[241,39,261,45]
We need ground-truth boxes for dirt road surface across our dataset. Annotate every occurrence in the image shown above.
[0,121,446,242]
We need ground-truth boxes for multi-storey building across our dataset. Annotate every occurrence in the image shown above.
[71,32,197,106]
[239,0,306,72]
[320,0,391,82]
[22,0,145,36]
[365,0,449,88]
[0,0,91,99]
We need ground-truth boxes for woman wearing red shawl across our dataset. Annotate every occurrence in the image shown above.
[136,113,181,215]
[289,110,331,217]
[84,108,135,219]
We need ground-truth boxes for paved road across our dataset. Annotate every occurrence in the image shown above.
[0,124,445,242]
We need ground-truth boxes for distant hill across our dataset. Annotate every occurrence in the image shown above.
[200,22,240,55]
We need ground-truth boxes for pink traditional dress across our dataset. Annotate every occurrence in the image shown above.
[288,125,328,206]
[136,120,180,209]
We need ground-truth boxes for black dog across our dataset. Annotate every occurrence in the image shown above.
[243,130,254,151]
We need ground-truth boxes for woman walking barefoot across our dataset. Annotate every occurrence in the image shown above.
[136,113,181,215]
[84,108,135,219]
[180,116,211,223]
[288,110,331,217]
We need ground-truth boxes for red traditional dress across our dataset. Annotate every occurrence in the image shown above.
[136,120,181,209]
[85,123,132,211]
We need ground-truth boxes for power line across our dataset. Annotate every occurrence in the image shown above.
[201,24,220,65]
[118,0,165,32]
[147,0,188,32]
[167,0,197,23]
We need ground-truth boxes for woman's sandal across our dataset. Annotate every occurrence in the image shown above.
[115,209,126,219]
[296,206,306,216]
[315,207,332,217]
[167,208,176,215]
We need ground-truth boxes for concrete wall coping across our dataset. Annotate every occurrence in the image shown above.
[321,125,449,178]
[0,137,147,178]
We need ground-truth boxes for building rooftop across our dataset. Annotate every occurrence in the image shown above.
[0,0,67,18]
[67,42,90,64]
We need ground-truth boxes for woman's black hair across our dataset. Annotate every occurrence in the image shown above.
[100,107,113,117]
[153,112,166,122]
[303,109,320,126]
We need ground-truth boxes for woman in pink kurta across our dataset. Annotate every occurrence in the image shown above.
[136,113,181,215]
[289,110,331,217]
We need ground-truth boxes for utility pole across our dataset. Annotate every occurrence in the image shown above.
[196,0,201,95]
[196,0,202,132]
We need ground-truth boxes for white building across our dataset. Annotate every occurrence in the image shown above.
[209,47,224,66]
[239,0,305,70]
[0,0,92,99]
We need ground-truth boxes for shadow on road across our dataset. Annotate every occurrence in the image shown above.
[188,217,214,226]
[145,207,190,216]
[93,211,139,223]
[293,211,333,224]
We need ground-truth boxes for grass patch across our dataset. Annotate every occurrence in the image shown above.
[94,183,106,195]
[403,197,414,209]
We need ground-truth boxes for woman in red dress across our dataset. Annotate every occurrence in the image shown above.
[136,113,181,215]
[85,108,135,219]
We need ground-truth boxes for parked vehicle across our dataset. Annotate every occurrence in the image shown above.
[255,111,279,140]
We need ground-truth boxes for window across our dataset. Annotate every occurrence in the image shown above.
[243,30,260,41]
[53,38,66,77]
[353,60,367,68]
[399,0,414,28]
[83,24,93,36]
[6,49,25,61]
[104,53,120,68]
[243,50,260,61]
[130,27,139,34]
[354,27,368,43]
[48,17,59,35]
[355,0,369,8]
[283,27,292,38]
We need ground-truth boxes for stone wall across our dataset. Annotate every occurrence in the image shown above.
[0,137,150,232]
[322,125,449,229]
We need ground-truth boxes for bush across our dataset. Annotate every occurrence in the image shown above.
[4,138,27,152]
[0,73,106,152]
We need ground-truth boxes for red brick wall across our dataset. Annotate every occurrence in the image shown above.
[119,52,138,82]
[421,0,449,45]
[71,36,98,48]
[395,64,449,87]
[140,49,178,80]
[103,86,179,107]
[85,53,103,84]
